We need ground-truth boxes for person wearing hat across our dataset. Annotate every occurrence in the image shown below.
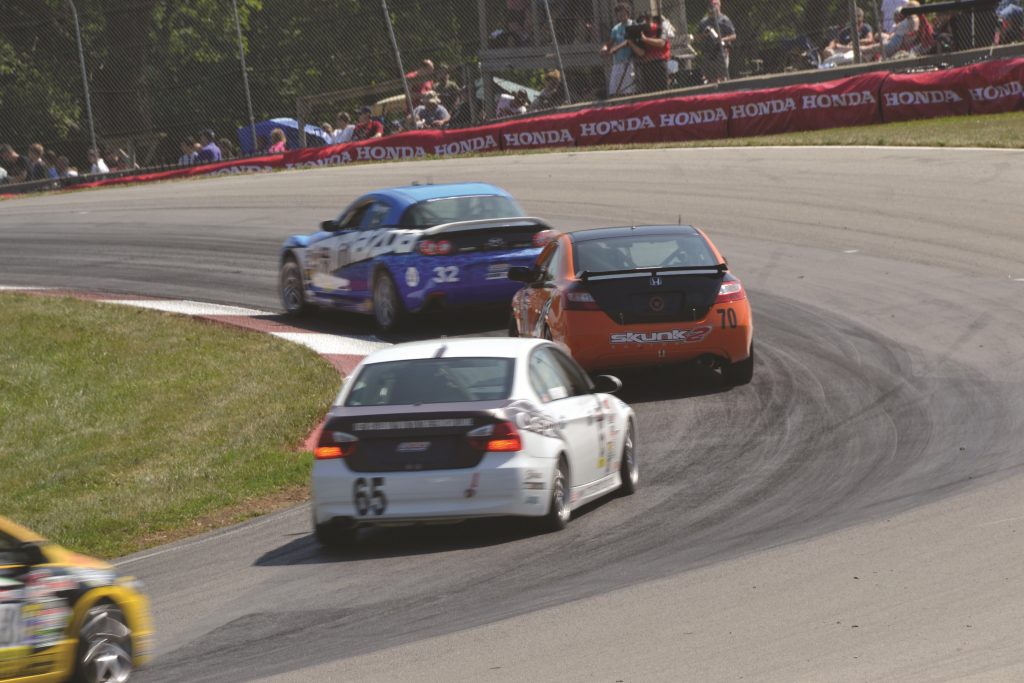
[410,91,451,129]
[197,128,222,163]
[352,106,384,141]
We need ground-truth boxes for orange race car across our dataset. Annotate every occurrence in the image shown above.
[508,225,753,384]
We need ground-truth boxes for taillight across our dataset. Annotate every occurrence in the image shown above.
[467,421,522,452]
[417,239,452,256]
[533,230,557,247]
[314,430,358,459]
[564,283,599,311]
[715,278,745,303]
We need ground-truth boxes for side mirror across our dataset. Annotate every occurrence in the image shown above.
[592,374,622,394]
[320,219,339,232]
[508,266,538,283]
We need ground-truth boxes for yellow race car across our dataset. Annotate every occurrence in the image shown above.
[0,517,152,683]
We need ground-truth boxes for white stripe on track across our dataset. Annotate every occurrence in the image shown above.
[271,332,391,355]
[101,299,274,317]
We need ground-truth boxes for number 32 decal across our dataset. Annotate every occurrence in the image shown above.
[353,477,387,516]
[432,265,459,283]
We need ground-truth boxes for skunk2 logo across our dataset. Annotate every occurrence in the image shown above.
[610,326,712,344]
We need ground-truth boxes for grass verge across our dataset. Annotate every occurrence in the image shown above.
[0,294,339,558]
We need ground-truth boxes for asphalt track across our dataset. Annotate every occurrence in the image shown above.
[2,147,1023,681]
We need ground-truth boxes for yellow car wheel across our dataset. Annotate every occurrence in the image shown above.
[74,602,133,683]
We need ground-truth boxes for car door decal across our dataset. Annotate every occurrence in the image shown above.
[532,297,553,338]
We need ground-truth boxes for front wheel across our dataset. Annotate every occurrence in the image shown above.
[279,257,309,317]
[619,421,638,495]
[723,342,755,386]
[73,603,133,683]
[372,270,406,332]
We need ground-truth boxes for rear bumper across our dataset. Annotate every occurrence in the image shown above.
[312,450,557,525]
[388,250,538,313]
[561,304,753,371]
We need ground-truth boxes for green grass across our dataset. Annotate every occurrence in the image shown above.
[0,294,339,558]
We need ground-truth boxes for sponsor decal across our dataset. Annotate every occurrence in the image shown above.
[658,109,728,127]
[405,266,420,288]
[209,164,276,175]
[505,400,563,439]
[356,145,427,161]
[579,115,656,137]
[649,276,663,287]
[883,90,963,106]
[486,263,510,280]
[610,325,713,345]
[353,418,474,431]
[800,90,876,109]
[433,135,499,156]
[502,129,574,147]
[969,81,1023,101]
[396,441,430,452]
[731,98,798,119]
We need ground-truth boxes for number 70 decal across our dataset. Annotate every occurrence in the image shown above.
[432,265,459,283]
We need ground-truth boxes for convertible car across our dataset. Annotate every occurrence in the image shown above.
[0,516,152,683]
[508,225,754,384]
[279,182,555,331]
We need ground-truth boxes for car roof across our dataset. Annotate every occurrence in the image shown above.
[360,337,547,365]
[380,182,514,204]
[569,225,702,243]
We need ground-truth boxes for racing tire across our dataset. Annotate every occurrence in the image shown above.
[279,257,309,317]
[372,270,406,332]
[619,421,639,496]
[723,342,755,386]
[73,602,133,683]
[540,458,571,532]
[507,313,519,337]
[315,518,357,550]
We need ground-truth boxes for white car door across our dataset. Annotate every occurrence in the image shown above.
[527,345,602,489]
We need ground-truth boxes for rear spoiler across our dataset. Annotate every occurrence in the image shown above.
[580,263,728,281]
[419,217,553,236]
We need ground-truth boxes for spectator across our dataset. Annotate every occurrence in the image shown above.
[352,107,384,141]
[0,144,30,183]
[320,122,334,143]
[602,3,637,96]
[881,0,911,33]
[405,59,436,105]
[86,148,109,174]
[433,64,462,113]
[0,166,7,184]
[268,128,288,153]
[529,69,566,110]
[627,15,671,93]
[995,0,1024,43]
[55,156,78,178]
[824,7,877,58]
[178,138,199,166]
[43,149,60,179]
[696,0,736,83]
[495,90,530,117]
[332,112,355,143]
[27,143,49,181]
[218,137,237,159]
[411,92,451,129]
[866,1,925,57]
[197,129,222,163]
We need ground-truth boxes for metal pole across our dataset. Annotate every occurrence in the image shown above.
[381,0,416,124]
[541,0,572,105]
[67,0,97,157]
[870,0,884,61]
[231,0,259,154]
[848,0,862,63]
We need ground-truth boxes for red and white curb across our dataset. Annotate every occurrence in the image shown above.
[1,286,390,448]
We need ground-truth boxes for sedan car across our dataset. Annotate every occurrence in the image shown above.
[279,182,556,331]
[0,516,152,683]
[311,337,638,547]
[508,225,754,384]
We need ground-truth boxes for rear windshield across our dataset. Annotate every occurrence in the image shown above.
[344,357,515,406]
[401,195,523,228]
[574,233,719,274]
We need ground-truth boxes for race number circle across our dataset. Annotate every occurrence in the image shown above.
[405,267,420,288]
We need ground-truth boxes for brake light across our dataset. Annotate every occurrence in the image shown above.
[564,283,600,311]
[715,278,745,303]
[533,230,557,247]
[467,421,522,452]
[315,430,358,459]
[417,239,452,256]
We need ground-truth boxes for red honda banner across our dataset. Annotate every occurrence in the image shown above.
[434,124,505,157]
[496,112,580,151]
[728,71,887,138]
[283,130,446,168]
[880,66,972,122]
[963,57,1024,115]
[575,94,731,147]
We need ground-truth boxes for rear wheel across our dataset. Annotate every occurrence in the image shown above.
[619,421,638,495]
[73,602,133,683]
[315,518,357,550]
[279,257,309,317]
[540,458,571,532]
[723,343,755,386]
[372,270,406,332]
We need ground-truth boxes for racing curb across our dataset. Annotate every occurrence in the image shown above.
[0,286,390,450]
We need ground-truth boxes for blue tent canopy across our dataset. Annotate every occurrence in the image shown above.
[236,118,331,154]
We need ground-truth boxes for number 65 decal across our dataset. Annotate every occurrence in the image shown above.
[353,477,387,516]
[432,265,459,283]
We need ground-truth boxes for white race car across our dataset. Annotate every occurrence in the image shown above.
[311,337,638,547]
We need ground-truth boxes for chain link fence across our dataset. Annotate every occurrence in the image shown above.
[1,0,1019,184]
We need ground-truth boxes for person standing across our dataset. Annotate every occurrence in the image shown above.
[626,15,670,94]
[602,3,637,96]
[697,0,737,83]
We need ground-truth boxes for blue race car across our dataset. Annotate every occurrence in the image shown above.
[279,182,555,331]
